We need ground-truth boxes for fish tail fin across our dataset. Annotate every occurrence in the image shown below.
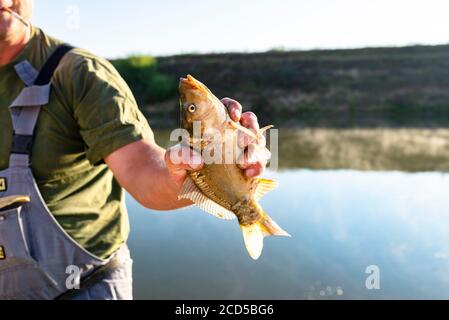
[240,223,264,260]
[240,209,290,260]
[259,212,291,238]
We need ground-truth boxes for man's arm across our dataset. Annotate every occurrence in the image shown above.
[105,138,198,211]
[105,99,267,211]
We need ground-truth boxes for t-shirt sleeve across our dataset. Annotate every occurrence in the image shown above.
[56,50,154,165]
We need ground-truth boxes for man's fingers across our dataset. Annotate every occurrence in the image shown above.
[221,97,242,122]
[245,163,265,178]
[238,130,267,148]
[240,112,260,132]
[238,132,255,149]
[221,100,261,140]
[237,148,264,177]
[165,145,203,171]
[238,146,270,168]
[178,98,267,179]
[237,112,262,148]
[237,144,270,178]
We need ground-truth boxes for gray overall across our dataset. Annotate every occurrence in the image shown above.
[0,45,133,300]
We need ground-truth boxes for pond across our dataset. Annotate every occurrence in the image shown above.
[127,128,449,299]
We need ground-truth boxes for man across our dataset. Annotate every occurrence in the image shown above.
[0,0,267,300]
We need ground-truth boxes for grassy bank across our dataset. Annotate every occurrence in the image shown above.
[111,44,449,128]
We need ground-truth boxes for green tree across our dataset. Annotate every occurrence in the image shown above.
[111,55,177,104]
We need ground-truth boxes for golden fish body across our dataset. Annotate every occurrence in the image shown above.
[178,75,290,260]
[191,163,258,224]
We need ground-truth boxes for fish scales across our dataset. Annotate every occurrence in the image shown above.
[178,75,290,260]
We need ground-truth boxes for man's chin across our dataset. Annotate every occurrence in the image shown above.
[0,19,17,40]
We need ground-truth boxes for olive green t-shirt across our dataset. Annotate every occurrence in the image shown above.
[0,26,153,259]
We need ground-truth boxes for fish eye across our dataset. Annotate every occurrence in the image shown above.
[188,105,196,113]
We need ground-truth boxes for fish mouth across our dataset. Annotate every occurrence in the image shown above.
[179,74,202,90]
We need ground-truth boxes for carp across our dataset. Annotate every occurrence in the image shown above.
[178,75,290,260]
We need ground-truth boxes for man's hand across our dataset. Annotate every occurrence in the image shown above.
[165,145,203,185]
[106,98,269,211]
[165,98,268,185]
[222,97,268,178]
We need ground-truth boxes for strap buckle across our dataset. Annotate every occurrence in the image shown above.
[11,134,33,155]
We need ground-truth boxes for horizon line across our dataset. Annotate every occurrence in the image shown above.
[106,41,449,60]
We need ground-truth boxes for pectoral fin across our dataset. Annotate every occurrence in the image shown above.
[229,122,274,144]
[228,121,259,140]
[179,177,236,220]
[254,178,278,201]
[259,125,274,136]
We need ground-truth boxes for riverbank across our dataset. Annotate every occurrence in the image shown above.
[111,44,449,128]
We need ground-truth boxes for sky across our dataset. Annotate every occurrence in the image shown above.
[32,0,449,59]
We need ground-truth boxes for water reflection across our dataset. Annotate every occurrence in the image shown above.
[128,169,449,300]
[126,129,449,299]
[154,128,449,172]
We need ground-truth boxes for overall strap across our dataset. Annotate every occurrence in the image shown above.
[14,60,38,86]
[9,44,74,167]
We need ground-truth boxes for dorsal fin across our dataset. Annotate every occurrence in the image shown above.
[228,121,259,140]
[254,178,278,201]
[259,125,274,136]
[228,122,274,144]
[179,177,236,220]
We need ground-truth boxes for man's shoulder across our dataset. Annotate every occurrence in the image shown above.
[58,47,119,80]
[47,43,130,100]
[37,28,136,109]
[34,27,119,82]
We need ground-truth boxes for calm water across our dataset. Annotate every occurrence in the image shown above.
[127,129,449,299]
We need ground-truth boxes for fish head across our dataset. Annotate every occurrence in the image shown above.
[179,75,228,139]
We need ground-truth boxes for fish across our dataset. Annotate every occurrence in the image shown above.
[178,74,290,260]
